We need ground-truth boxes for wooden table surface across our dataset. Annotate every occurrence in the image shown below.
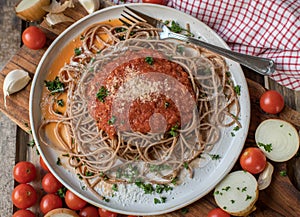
[1,1,300,216]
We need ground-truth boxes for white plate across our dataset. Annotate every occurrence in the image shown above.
[30,3,250,216]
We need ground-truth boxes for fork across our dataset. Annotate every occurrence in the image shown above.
[121,6,276,76]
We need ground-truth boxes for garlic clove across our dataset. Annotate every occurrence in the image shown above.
[3,69,31,107]
[79,0,100,14]
[15,0,51,22]
[258,161,274,190]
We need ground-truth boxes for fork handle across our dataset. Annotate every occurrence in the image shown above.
[168,32,276,76]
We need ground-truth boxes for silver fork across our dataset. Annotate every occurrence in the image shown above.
[121,6,276,76]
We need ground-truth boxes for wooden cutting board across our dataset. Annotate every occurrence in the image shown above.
[1,2,300,216]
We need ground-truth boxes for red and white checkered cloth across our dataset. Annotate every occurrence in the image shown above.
[112,0,300,90]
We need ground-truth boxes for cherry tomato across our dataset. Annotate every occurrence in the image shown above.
[207,208,231,217]
[13,161,37,183]
[22,26,46,50]
[142,0,167,5]
[40,193,63,214]
[42,172,63,193]
[13,209,35,217]
[79,205,99,217]
[40,156,50,172]
[240,147,266,174]
[12,183,37,209]
[65,190,87,210]
[98,208,118,217]
[259,90,284,114]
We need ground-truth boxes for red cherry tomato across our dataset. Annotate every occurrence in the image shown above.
[13,161,37,183]
[142,0,167,5]
[259,90,284,114]
[65,190,87,210]
[40,194,63,214]
[207,208,231,217]
[22,26,46,50]
[79,205,100,217]
[13,209,35,217]
[40,156,50,172]
[240,147,266,174]
[12,183,37,209]
[98,208,118,217]
[42,172,63,193]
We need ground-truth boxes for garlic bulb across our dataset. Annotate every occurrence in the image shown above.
[79,0,100,14]
[3,69,31,107]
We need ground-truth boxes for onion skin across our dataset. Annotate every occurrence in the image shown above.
[15,0,51,22]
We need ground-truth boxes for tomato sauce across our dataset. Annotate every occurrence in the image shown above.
[88,49,196,138]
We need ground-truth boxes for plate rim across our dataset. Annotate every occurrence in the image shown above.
[30,3,251,215]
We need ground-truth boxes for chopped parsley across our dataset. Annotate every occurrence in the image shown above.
[154,197,167,204]
[231,199,235,204]
[234,85,241,96]
[169,21,183,33]
[171,176,178,185]
[74,47,82,56]
[222,186,231,191]
[108,116,116,125]
[209,154,221,160]
[44,77,65,94]
[85,171,95,176]
[155,184,173,194]
[257,142,272,152]
[280,170,287,177]
[112,184,118,191]
[115,27,127,33]
[27,139,35,148]
[145,56,154,65]
[241,187,247,192]
[96,86,109,102]
[233,125,240,131]
[56,157,62,166]
[245,195,252,201]
[135,181,154,194]
[183,162,189,169]
[169,124,179,137]
[57,99,64,107]
[57,187,67,198]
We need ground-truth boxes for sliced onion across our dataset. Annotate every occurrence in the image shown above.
[255,119,299,162]
[15,0,51,22]
[214,170,258,216]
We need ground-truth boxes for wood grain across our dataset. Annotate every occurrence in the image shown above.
[1,1,299,216]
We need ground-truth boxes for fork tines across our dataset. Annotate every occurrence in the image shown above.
[119,10,145,26]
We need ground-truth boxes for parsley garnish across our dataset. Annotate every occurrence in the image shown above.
[57,187,67,198]
[145,56,154,65]
[56,157,61,166]
[85,171,94,176]
[234,85,241,96]
[44,77,64,94]
[112,184,118,191]
[108,116,116,125]
[27,139,35,148]
[74,47,82,56]
[170,21,183,33]
[154,197,167,204]
[96,86,109,102]
[169,124,179,137]
[233,126,240,131]
[209,154,221,160]
[135,181,154,194]
[280,170,287,177]
[257,142,272,152]
[171,177,178,185]
[183,162,189,169]
[245,195,252,201]
[57,99,64,107]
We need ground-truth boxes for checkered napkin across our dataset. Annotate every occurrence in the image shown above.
[112,0,300,90]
